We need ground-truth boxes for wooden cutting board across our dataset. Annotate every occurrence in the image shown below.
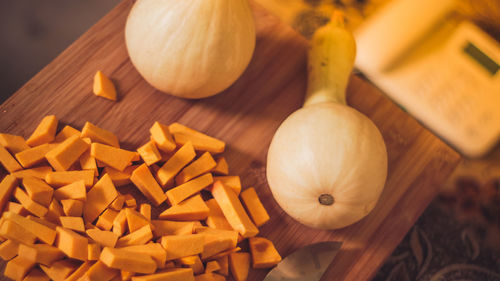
[0,1,461,280]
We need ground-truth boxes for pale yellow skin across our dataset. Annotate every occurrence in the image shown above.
[267,103,387,229]
[266,14,388,230]
[125,0,256,99]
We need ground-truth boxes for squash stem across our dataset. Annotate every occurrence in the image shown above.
[319,194,334,206]
[304,11,356,107]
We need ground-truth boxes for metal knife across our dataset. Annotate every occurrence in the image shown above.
[263,241,343,281]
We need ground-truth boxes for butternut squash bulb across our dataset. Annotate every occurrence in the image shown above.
[125,0,256,99]
[266,13,388,230]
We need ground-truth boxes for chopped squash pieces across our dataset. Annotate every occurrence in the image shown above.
[87,228,120,248]
[156,142,196,186]
[59,216,85,232]
[45,170,95,187]
[120,243,166,268]
[211,181,258,238]
[248,237,281,268]
[130,164,167,206]
[116,224,153,247]
[15,143,53,168]
[205,199,233,231]
[45,135,89,171]
[55,227,88,261]
[149,122,176,153]
[0,145,22,173]
[11,165,52,180]
[178,255,204,274]
[97,208,119,231]
[65,261,92,281]
[4,255,35,280]
[23,267,50,281]
[131,268,194,281]
[0,133,30,154]
[0,239,19,261]
[3,211,57,244]
[212,157,229,176]
[17,243,64,266]
[104,165,138,187]
[0,175,17,213]
[169,123,225,154]
[81,122,120,148]
[0,218,37,245]
[61,199,84,217]
[160,234,205,260]
[94,71,117,101]
[26,115,58,147]
[53,180,86,201]
[240,187,270,227]
[175,152,216,184]
[166,173,213,205]
[151,220,196,237]
[13,187,48,217]
[229,252,250,281]
[100,246,157,274]
[54,125,80,143]
[0,118,278,281]
[159,194,209,221]
[83,260,119,281]
[39,259,80,281]
[213,176,241,195]
[22,176,53,206]
[137,141,162,166]
[83,174,118,223]
[91,143,136,172]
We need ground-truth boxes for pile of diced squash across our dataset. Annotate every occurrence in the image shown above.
[0,115,282,281]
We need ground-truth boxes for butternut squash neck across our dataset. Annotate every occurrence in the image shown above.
[304,12,357,108]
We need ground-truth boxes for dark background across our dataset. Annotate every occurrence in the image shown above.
[0,0,119,103]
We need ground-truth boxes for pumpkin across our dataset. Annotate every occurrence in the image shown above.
[125,0,256,99]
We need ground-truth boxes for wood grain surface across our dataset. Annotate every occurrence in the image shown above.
[0,1,461,280]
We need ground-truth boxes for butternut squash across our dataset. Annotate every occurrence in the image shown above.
[59,216,85,232]
[53,125,80,143]
[91,143,136,172]
[156,142,196,186]
[4,255,35,281]
[248,237,281,268]
[15,143,54,168]
[212,176,241,195]
[175,152,216,185]
[130,164,167,206]
[53,180,86,202]
[22,176,54,207]
[17,243,64,266]
[166,173,213,205]
[11,165,52,180]
[23,268,50,281]
[0,133,30,154]
[177,255,204,274]
[39,259,80,281]
[137,141,162,166]
[0,145,22,173]
[64,261,92,281]
[160,234,205,260]
[211,157,228,176]
[13,188,48,217]
[81,122,120,148]
[0,239,19,261]
[159,195,209,221]
[130,268,194,281]
[45,135,89,171]
[61,199,84,217]
[100,246,157,274]
[169,123,225,154]
[119,243,167,269]
[83,174,118,223]
[94,71,117,101]
[229,252,250,281]
[205,199,233,231]
[149,122,176,153]
[81,260,119,281]
[45,170,95,187]
[26,115,58,147]
[0,175,17,213]
[240,187,270,227]
[210,181,258,238]
[150,220,197,237]
[116,224,153,247]
[55,226,88,261]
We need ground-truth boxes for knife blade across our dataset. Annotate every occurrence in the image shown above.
[263,241,342,281]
